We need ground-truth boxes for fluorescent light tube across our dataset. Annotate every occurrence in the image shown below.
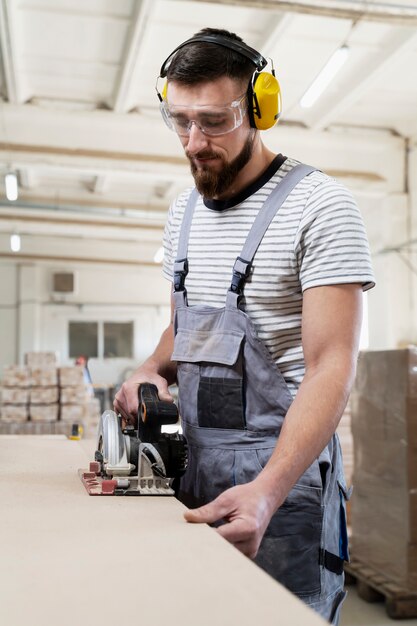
[153,246,164,263]
[300,45,350,109]
[5,172,18,201]
[10,234,21,252]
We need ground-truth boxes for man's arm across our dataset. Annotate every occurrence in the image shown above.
[113,288,176,421]
[184,283,363,558]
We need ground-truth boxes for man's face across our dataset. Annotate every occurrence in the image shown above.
[166,77,255,198]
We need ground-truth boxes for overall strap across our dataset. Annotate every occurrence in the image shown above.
[173,188,199,294]
[227,163,317,307]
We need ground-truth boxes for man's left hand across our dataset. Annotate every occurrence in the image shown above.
[184,482,274,559]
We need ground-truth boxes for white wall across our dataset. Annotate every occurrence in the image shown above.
[360,191,411,349]
[0,259,171,385]
[0,264,18,368]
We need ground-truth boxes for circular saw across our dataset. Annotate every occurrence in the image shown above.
[79,384,188,496]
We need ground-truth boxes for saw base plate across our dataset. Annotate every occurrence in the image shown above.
[78,463,175,496]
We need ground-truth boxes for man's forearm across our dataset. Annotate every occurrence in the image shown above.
[255,357,356,514]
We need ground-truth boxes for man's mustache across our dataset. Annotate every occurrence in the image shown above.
[186,150,221,161]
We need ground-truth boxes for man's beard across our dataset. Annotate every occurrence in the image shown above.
[186,132,255,199]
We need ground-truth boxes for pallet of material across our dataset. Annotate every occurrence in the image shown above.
[60,404,87,422]
[345,556,417,619]
[60,386,88,404]
[350,348,417,595]
[31,368,58,387]
[1,387,30,404]
[29,404,59,422]
[58,367,84,387]
[2,366,31,388]
[25,352,57,368]
[0,421,76,436]
[81,397,101,437]
[1,405,28,422]
[30,387,59,405]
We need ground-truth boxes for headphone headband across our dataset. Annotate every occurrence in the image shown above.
[159,34,267,78]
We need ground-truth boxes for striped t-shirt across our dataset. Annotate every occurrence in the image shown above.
[162,155,375,398]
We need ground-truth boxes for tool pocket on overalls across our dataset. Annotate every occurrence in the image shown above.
[256,483,323,597]
[172,328,245,429]
[249,447,323,596]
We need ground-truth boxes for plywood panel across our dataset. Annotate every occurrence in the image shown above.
[0,436,325,626]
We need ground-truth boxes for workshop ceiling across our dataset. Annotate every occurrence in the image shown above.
[0,0,417,234]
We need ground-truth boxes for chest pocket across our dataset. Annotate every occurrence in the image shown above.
[172,328,246,429]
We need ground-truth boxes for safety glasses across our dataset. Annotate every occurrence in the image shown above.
[160,94,247,137]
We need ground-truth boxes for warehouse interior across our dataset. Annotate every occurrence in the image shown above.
[1,0,417,624]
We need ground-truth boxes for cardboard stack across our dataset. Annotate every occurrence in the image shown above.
[0,367,31,422]
[59,366,89,423]
[350,347,417,591]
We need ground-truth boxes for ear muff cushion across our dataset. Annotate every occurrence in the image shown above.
[250,72,282,130]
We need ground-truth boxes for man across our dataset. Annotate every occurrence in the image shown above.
[114,28,374,624]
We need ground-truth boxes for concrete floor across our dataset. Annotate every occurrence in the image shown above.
[341,586,417,626]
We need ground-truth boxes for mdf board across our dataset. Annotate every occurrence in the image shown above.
[0,436,325,626]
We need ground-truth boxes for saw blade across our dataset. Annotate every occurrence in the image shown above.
[97,410,135,476]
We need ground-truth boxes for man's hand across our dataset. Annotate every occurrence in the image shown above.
[113,366,173,424]
[184,481,275,559]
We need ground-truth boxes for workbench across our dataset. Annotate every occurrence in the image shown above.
[0,435,325,626]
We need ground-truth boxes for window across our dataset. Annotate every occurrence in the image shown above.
[104,322,133,358]
[69,322,98,358]
[68,321,133,359]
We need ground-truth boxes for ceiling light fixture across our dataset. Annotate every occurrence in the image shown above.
[300,45,350,109]
[5,172,19,201]
[10,233,21,253]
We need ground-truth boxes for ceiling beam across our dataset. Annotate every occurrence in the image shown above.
[0,0,20,103]
[0,153,191,189]
[306,27,417,131]
[191,0,417,25]
[0,220,162,244]
[111,0,154,113]
[258,13,294,57]
[0,207,165,231]
[0,140,187,168]
[0,188,169,215]
[0,251,159,268]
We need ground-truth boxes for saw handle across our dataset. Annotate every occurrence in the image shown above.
[138,383,178,428]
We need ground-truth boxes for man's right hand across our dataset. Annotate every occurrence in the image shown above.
[113,366,174,424]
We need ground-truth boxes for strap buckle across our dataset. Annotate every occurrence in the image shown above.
[229,257,252,295]
[173,258,188,292]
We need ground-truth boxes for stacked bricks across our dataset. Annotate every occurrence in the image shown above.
[0,366,31,422]
[1,354,101,433]
[26,352,59,422]
[59,366,89,423]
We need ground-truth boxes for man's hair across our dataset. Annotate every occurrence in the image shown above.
[166,27,255,86]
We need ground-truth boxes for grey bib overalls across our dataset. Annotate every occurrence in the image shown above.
[171,164,350,624]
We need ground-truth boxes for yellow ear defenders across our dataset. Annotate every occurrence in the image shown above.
[156,34,282,131]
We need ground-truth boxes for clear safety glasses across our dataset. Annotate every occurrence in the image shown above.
[160,94,247,137]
